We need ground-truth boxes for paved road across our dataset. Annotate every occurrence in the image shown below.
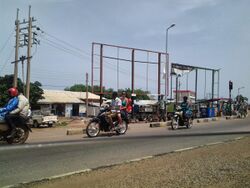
[0,117,250,187]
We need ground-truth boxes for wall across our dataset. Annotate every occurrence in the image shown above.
[65,104,73,117]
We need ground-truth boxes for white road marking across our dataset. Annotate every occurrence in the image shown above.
[2,136,248,187]
[174,146,197,152]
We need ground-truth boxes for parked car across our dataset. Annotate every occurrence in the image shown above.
[29,110,58,128]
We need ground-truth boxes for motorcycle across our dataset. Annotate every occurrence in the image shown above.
[0,116,32,144]
[171,106,193,130]
[86,106,129,138]
[237,104,247,119]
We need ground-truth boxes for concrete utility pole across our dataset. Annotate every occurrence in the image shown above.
[86,73,89,117]
[166,23,175,99]
[26,5,32,100]
[11,55,31,95]
[13,8,20,87]
[20,56,27,94]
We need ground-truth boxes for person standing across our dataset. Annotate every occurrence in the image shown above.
[158,94,166,121]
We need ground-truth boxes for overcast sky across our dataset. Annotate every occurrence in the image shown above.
[0,0,249,100]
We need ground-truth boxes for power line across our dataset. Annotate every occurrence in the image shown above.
[36,24,91,56]
[40,35,89,58]
[0,48,14,75]
[0,30,14,54]
[42,30,90,56]
[40,39,88,61]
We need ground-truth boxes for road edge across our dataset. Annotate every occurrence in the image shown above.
[4,135,248,188]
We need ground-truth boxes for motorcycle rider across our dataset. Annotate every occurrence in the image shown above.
[5,88,30,138]
[180,96,192,119]
[106,91,122,130]
[0,88,19,136]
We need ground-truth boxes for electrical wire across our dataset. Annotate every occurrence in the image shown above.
[40,39,87,61]
[40,35,89,59]
[36,25,159,90]
[0,30,14,54]
[0,48,14,75]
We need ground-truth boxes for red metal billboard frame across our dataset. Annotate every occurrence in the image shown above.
[91,42,169,102]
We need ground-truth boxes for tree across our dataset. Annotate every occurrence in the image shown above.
[65,84,150,100]
[29,81,44,108]
[65,84,90,92]
[0,75,44,109]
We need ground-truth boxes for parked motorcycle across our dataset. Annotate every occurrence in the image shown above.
[86,106,128,138]
[171,106,193,130]
[0,116,32,144]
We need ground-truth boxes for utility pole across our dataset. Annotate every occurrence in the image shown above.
[13,6,39,99]
[13,8,20,87]
[11,55,31,94]
[86,73,89,117]
[229,81,233,116]
[25,5,32,100]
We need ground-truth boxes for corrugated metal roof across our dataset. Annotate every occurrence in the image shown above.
[38,90,100,104]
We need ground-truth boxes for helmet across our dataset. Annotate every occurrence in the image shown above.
[8,87,18,97]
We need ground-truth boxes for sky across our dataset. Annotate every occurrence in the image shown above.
[0,0,249,100]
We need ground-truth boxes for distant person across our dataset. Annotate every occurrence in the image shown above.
[120,91,128,113]
[126,96,132,114]
[158,94,166,121]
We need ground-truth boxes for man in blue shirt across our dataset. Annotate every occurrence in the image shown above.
[0,88,19,137]
[180,96,192,119]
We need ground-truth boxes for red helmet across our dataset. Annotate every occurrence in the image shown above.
[8,87,18,97]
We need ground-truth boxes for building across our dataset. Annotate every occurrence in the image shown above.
[38,90,100,117]
[173,90,196,103]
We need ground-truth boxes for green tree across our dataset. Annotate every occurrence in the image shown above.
[29,81,44,108]
[65,84,150,100]
[0,75,44,109]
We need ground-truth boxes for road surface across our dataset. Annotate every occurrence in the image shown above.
[0,117,250,187]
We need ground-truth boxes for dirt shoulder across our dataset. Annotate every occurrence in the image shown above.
[24,136,250,188]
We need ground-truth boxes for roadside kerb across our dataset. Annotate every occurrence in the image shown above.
[196,117,219,123]
[9,136,248,188]
[225,116,238,120]
[66,128,85,135]
[67,116,239,135]
[149,121,171,128]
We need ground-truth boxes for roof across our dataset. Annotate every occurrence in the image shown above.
[38,90,100,104]
[173,90,196,95]
[134,100,158,106]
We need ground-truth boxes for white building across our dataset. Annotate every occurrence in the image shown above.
[173,90,196,103]
[38,90,100,117]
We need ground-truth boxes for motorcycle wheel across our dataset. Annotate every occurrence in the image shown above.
[86,121,100,138]
[115,121,128,135]
[171,117,179,130]
[6,126,29,144]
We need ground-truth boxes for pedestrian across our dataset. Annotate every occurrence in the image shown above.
[158,94,166,121]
